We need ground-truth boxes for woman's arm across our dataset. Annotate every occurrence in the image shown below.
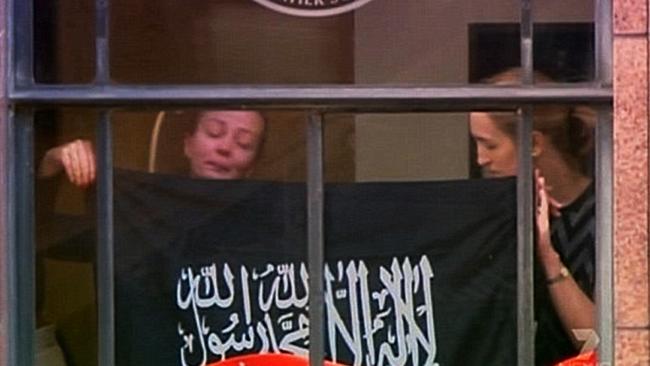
[536,171,595,350]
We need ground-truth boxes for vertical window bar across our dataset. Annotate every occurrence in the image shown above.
[307,112,325,366]
[596,0,613,86]
[95,0,110,84]
[520,0,534,85]
[517,107,535,366]
[10,0,34,87]
[595,0,614,364]
[595,107,614,365]
[1,107,11,366]
[96,110,115,366]
[12,108,35,366]
[518,1,535,365]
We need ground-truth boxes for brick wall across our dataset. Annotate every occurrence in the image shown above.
[614,0,650,364]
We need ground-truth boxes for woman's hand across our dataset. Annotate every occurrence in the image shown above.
[38,139,96,188]
[535,168,595,349]
[535,169,562,261]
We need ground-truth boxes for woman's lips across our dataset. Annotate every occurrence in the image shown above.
[205,161,231,174]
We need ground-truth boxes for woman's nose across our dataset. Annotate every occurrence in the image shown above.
[215,138,234,156]
[476,149,490,166]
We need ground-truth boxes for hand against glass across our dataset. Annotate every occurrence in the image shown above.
[535,169,564,268]
[39,139,96,188]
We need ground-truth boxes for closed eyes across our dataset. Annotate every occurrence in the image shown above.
[235,131,257,150]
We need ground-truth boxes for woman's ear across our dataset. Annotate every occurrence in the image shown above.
[532,131,545,158]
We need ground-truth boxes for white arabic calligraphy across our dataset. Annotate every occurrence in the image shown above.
[175,256,438,366]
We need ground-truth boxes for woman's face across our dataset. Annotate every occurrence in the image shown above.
[183,111,265,179]
[469,112,518,178]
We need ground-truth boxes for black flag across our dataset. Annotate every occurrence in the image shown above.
[112,170,517,366]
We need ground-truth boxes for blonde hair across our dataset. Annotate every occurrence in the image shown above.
[482,68,595,172]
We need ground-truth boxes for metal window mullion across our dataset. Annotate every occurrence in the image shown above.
[595,1,614,364]
[518,1,535,365]
[517,107,535,366]
[307,112,325,366]
[10,0,34,87]
[96,0,113,362]
[520,0,534,84]
[96,111,115,366]
[95,0,110,84]
[11,108,36,366]
[595,107,614,364]
[596,0,613,86]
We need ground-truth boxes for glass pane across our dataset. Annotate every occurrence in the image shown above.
[106,0,594,85]
[323,112,517,365]
[528,105,597,365]
[469,1,595,84]
[112,108,308,364]
[31,103,601,365]
[34,0,95,83]
[35,108,99,366]
[469,22,595,84]
[112,109,312,181]
[469,104,597,365]
[109,0,354,84]
[350,113,469,181]
[533,0,596,82]
[34,0,596,85]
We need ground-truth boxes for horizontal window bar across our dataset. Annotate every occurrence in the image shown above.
[10,85,612,111]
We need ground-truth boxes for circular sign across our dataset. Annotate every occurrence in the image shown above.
[251,0,377,17]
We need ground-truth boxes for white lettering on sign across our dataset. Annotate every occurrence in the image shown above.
[175,256,439,366]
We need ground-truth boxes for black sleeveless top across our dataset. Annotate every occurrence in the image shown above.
[535,183,596,366]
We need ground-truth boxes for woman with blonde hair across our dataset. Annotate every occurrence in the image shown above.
[470,68,596,365]
[38,110,266,184]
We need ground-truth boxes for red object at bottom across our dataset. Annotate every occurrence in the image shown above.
[554,351,597,366]
[208,354,347,366]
